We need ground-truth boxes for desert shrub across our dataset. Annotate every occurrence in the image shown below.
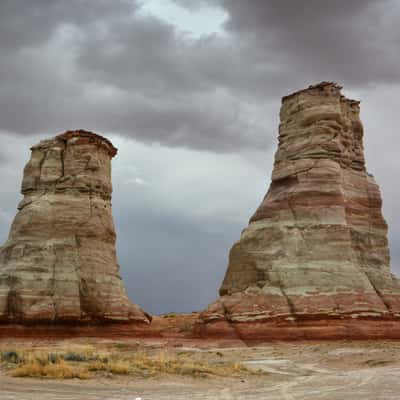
[1,350,20,364]
[11,359,90,379]
[48,353,61,364]
[108,361,130,374]
[365,359,392,367]
[62,352,89,362]
[26,352,51,366]
[87,361,108,372]
[4,346,260,380]
[162,313,177,318]
[120,350,254,378]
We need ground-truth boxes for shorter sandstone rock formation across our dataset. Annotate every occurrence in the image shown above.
[199,82,400,340]
[0,130,150,324]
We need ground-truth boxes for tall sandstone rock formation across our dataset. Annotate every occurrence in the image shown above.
[200,82,400,340]
[0,130,149,324]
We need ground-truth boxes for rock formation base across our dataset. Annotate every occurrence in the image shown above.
[3,315,400,342]
[195,318,400,342]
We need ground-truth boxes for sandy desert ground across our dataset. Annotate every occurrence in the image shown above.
[1,338,400,400]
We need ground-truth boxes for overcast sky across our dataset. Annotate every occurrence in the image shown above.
[0,0,399,315]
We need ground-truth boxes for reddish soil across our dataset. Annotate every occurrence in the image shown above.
[3,313,400,343]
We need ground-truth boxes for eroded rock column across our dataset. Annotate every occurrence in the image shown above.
[0,130,149,323]
[201,82,400,327]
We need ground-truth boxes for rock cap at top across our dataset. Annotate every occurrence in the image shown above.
[30,129,118,158]
[282,81,360,108]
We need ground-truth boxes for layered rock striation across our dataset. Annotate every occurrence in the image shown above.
[200,82,400,339]
[0,130,149,324]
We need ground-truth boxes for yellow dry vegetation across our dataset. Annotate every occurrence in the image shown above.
[11,359,90,379]
[1,346,259,380]
[122,350,249,377]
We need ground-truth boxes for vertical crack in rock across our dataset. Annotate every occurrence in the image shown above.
[279,286,297,316]
[51,245,58,320]
[58,144,65,181]
[0,129,150,324]
[201,82,400,332]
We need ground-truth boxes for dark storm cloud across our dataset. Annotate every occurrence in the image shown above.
[220,0,400,86]
[177,0,400,91]
[0,0,272,151]
[0,0,138,51]
[3,0,400,152]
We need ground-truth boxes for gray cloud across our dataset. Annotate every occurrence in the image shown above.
[221,0,400,86]
[0,0,273,151]
[2,0,400,151]
[0,0,140,53]
[179,0,400,90]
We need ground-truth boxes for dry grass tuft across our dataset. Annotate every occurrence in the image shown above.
[122,350,252,378]
[1,345,260,380]
[11,359,90,379]
[87,361,108,372]
[108,361,130,375]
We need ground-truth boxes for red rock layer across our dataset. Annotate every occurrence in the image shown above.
[199,82,400,339]
[3,316,400,343]
[195,318,400,342]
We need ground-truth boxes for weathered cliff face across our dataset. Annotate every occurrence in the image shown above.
[0,130,150,324]
[200,83,400,337]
